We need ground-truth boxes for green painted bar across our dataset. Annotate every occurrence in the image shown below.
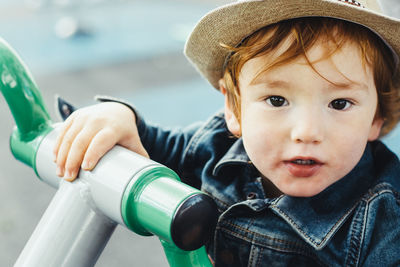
[161,240,213,267]
[0,38,52,171]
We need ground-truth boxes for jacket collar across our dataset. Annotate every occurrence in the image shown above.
[213,138,251,176]
[270,143,379,250]
[213,139,398,250]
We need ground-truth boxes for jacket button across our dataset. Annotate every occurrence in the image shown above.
[247,192,258,200]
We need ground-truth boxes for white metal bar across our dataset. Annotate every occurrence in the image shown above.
[35,126,162,225]
[15,180,116,267]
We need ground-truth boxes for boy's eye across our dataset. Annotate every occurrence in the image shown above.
[266,96,288,107]
[329,99,353,110]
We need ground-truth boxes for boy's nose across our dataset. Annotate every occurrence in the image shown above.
[290,110,324,144]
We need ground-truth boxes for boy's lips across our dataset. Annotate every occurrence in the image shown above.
[283,157,323,177]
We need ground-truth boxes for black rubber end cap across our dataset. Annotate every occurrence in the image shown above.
[171,193,218,251]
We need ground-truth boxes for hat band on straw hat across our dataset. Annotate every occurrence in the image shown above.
[337,0,364,8]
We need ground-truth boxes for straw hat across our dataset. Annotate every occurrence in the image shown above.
[184,0,400,89]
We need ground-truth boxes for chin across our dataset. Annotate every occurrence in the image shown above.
[280,186,325,198]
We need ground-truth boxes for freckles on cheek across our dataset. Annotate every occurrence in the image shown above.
[334,137,366,172]
[240,108,283,161]
[242,125,277,164]
[242,123,267,145]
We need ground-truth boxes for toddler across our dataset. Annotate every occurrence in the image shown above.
[54,0,400,265]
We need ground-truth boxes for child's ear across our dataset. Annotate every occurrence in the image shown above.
[368,117,384,141]
[219,79,241,136]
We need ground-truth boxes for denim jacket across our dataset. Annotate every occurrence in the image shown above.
[136,110,400,267]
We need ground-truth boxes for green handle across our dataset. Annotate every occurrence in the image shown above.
[121,166,217,267]
[0,38,52,171]
[161,240,213,267]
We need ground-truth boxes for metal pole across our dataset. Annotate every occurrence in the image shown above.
[15,180,116,267]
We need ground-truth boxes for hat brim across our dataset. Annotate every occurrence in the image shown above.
[184,0,400,89]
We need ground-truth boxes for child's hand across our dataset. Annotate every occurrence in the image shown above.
[53,102,148,181]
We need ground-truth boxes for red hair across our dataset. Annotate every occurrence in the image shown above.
[222,17,399,136]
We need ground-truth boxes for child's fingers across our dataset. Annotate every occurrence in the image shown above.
[81,128,117,171]
[53,114,75,161]
[122,135,149,159]
[63,127,95,181]
[55,121,85,177]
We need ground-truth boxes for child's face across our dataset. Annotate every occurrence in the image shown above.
[223,41,383,197]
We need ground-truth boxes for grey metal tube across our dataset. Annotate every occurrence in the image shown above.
[14,180,116,267]
[35,126,166,225]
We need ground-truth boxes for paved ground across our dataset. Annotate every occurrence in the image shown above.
[0,0,399,266]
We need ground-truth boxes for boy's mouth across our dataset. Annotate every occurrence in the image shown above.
[291,159,317,165]
[284,157,322,177]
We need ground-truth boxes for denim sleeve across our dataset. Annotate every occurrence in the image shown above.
[135,114,202,176]
[359,194,400,266]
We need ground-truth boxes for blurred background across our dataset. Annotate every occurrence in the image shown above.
[0,0,399,266]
